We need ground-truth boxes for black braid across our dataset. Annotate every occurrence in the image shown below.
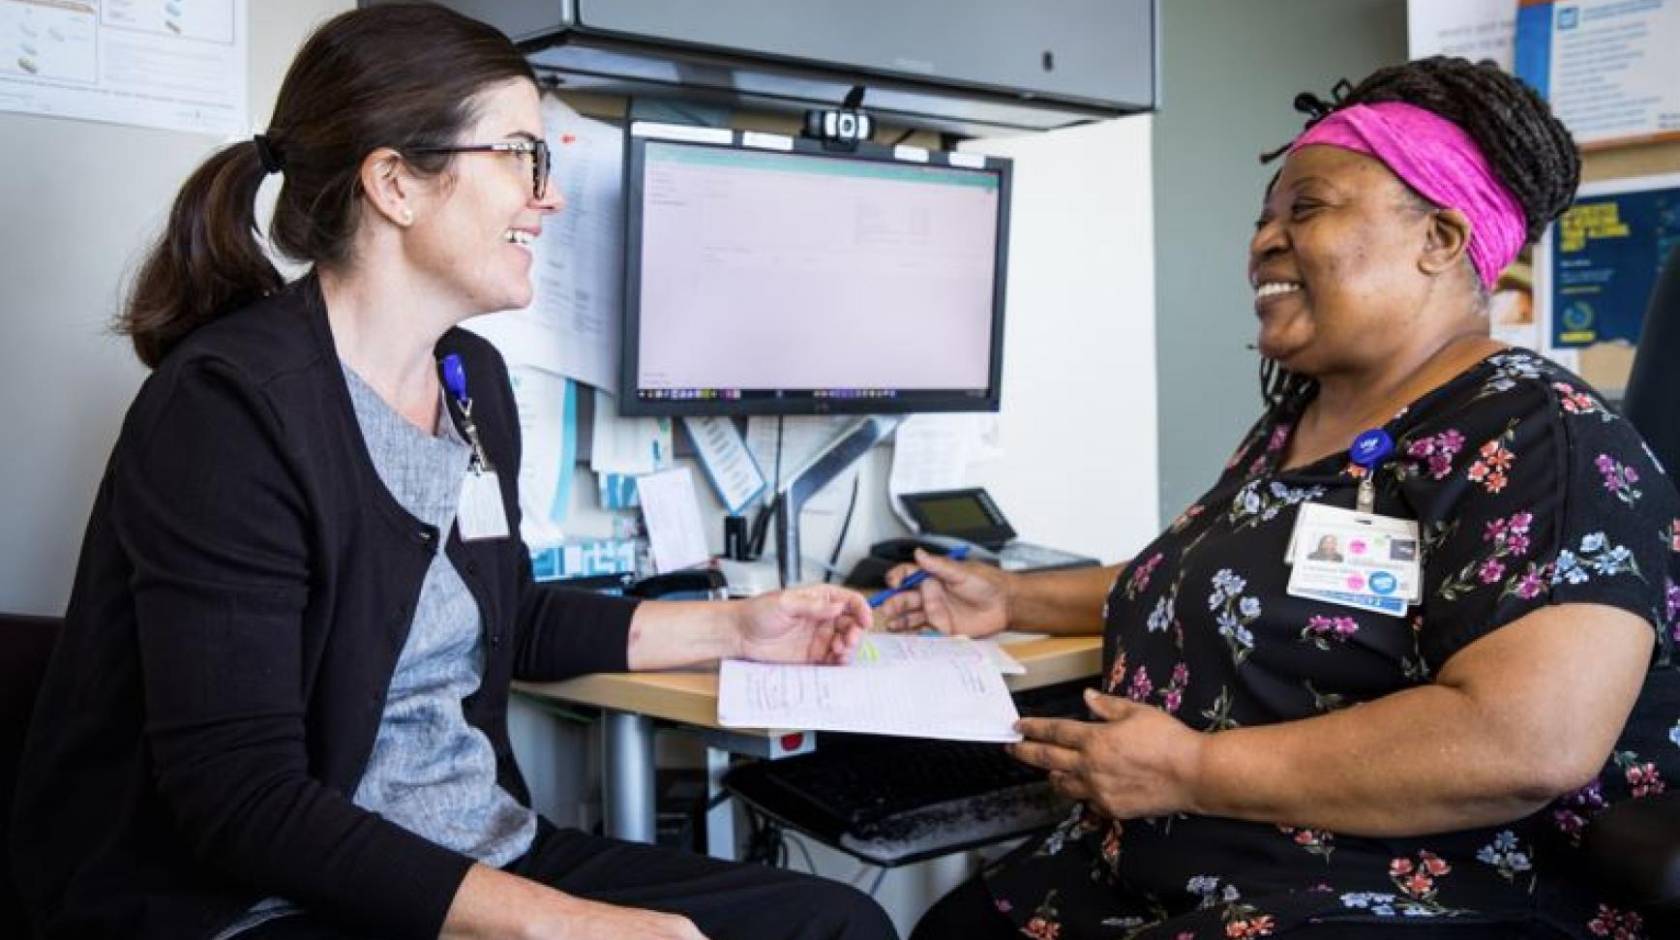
[1255,56,1580,409]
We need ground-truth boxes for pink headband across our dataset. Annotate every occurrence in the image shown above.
[1289,102,1525,287]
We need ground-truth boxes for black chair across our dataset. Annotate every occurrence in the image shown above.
[1,613,60,939]
[1582,243,1680,927]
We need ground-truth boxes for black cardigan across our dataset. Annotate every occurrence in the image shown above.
[11,275,639,939]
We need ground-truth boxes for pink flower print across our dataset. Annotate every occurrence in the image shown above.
[1553,779,1608,844]
[1390,850,1450,901]
[994,899,1013,913]
[1468,438,1515,493]
[1224,914,1276,938]
[1587,902,1645,939]
[1671,518,1680,552]
[1267,423,1291,453]
[1483,513,1533,554]
[1478,558,1505,584]
[1023,918,1060,940]
[1100,825,1122,867]
[1555,382,1601,417]
[1125,552,1163,598]
[1171,503,1205,533]
[1595,453,1643,507]
[1405,429,1465,480]
[1419,851,1450,877]
[1627,761,1666,798]
[1301,615,1359,650]
[1666,580,1680,640]
[1155,661,1189,714]
[1229,919,1276,940]
[1514,567,1549,600]
[1127,665,1154,703]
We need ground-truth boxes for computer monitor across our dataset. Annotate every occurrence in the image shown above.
[620,123,1012,417]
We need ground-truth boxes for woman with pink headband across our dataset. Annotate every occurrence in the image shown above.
[894,57,1679,939]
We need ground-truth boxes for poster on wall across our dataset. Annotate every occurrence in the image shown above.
[0,0,247,136]
[1536,172,1680,350]
[1409,2,1539,349]
[1514,0,1680,149]
[1407,0,1517,70]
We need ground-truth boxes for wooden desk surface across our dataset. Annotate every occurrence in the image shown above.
[514,634,1103,737]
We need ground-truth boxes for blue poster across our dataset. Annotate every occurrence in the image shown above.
[1550,179,1680,348]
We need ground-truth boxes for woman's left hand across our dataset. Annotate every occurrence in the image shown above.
[733,584,872,665]
[1011,688,1205,820]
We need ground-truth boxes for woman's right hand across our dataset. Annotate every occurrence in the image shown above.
[875,548,1012,638]
[531,895,707,940]
[443,864,708,940]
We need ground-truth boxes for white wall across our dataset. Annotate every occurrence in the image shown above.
[1152,0,1406,523]
[0,0,353,616]
[966,115,1160,562]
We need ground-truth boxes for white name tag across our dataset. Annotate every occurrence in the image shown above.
[457,469,510,541]
[1286,502,1421,618]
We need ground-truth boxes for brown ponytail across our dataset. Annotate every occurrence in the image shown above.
[121,141,283,368]
[117,3,535,368]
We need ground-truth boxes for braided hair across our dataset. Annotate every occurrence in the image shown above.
[1255,56,1580,411]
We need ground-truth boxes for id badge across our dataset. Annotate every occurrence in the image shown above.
[457,469,510,541]
[1285,502,1420,618]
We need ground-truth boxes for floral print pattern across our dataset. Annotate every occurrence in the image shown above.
[985,350,1680,939]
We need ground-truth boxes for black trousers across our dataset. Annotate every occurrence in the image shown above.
[909,877,1569,940]
[241,820,897,940]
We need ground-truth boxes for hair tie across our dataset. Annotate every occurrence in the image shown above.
[252,133,284,175]
[1292,79,1354,127]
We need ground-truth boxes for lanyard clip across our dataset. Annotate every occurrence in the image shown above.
[1350,428,1394,514]
[441,353,495,474]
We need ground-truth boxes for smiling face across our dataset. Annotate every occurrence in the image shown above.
[405,77,561,316]
[1247,145,1444,378]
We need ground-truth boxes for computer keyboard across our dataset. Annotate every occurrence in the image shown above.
[768,736,1044,830]
[723,680,1089,866]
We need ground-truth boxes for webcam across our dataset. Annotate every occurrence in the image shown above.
[803,108,874,147]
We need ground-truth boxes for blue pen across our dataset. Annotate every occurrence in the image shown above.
[867,544,971,608]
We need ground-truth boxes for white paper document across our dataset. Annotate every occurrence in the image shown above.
[0,0,248,136]
[1407,0,1515,71]
[590,388,672,475]
[682,416,767,515]
[464,95,624,389]
[855,634,1025,676]
[888,414,978,528]
[637,467,711,572]
[746,415,856,513]
[505,367,575,548]
[718,657,1022,742]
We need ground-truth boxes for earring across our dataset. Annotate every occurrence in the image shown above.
[399,208,414,226]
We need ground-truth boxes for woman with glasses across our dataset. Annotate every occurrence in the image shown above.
[10,6,893,940]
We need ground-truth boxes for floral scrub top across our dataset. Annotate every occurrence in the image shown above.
[985,350,1680,939]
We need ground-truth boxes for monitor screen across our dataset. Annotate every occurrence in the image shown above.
[620,124,1011,416]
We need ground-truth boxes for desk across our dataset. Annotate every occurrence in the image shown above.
[514,634,1103,854]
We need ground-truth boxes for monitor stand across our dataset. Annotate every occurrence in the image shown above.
[774,415,903,587]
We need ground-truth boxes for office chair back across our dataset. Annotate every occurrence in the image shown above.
[1,613,61,939]
[1621,244,1680,474]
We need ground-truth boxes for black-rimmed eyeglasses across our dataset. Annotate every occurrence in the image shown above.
[405,139,551,200]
